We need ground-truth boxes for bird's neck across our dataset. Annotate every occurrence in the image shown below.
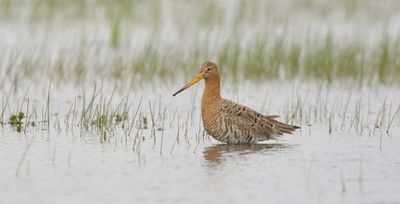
[202,75,221,107]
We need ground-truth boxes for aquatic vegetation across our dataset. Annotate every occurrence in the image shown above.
[115,113,127,123]
[0,81,397,146]
[8,112,24,132]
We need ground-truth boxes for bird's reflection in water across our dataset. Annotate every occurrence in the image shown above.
[203,143,289,165]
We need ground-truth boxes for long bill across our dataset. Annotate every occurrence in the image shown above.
[173,73,204,96]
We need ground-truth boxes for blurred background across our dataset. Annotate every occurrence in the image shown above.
[1,0,400,88]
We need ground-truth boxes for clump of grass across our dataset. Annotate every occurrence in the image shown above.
[110,15,121,49]
[115,113,128,123]
[9,112,25,132]
[304,34,334,82]
[140,115,148,129]
[93,114,108,128]
[9,112,24,125]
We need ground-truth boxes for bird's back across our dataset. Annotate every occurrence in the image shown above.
[202,98,299,144]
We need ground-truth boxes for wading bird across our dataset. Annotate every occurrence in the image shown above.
[173,61,299,144]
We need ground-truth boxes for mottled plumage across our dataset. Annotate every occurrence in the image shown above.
[173,61,299,144]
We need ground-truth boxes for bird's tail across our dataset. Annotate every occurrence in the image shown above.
[267,118,300,135]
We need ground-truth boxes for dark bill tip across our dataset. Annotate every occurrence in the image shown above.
[173,89,184,97]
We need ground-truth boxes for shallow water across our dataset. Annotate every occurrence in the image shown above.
[2,126,400,203]
[1,82,400,204]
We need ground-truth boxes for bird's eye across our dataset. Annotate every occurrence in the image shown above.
[207,68,212,71]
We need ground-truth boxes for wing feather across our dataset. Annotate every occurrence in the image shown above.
[218,99,299,141]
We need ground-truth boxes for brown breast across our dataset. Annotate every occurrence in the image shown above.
[201,99,220,135]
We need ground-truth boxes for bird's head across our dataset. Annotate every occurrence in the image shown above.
[173,61,219,96]
[199,61,219,80]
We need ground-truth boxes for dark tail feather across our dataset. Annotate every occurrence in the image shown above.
[266,115,280,119]
[277,128,293,134]
[271,120,300,134]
